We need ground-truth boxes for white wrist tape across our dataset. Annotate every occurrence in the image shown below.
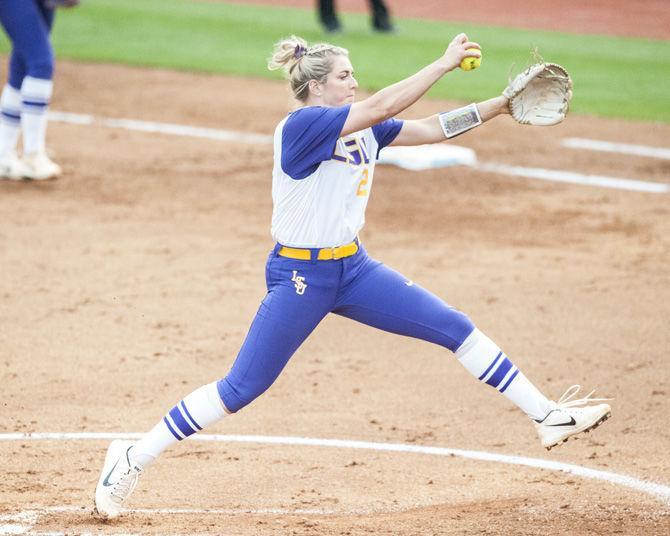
[438,103,482,138]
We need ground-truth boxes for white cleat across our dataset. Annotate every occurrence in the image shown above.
[535,385,611,450]
[21,152,61,180]
[0,152,30,180]
[94,440,143,519]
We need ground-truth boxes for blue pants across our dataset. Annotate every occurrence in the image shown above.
[0,0,55,88]
[217,243,475,412]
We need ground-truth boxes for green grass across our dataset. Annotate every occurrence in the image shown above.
[1,0,669,122]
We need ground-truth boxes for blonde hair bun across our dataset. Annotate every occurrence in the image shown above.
[268,35,349,102]
[267,35,309,75]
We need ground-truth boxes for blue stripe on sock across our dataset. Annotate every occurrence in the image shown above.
[22,100,48,107]
[478,351,503,381]
[486,357,513,388]
[180,400,202,431]
[163,416,182,441]
[1,110,20,121]
[169,406,197,437]
[499,369,519,393]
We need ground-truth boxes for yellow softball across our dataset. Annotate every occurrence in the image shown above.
[460,49,482,71]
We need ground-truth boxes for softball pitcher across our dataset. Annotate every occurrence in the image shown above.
[0,0,79,181]
[94,33,611,518]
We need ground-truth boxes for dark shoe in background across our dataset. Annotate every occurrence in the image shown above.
[322,17,343,33]
[372,14,396,33]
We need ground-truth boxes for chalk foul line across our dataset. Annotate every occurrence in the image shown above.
[1,432,669,506]
[472,162,669,193]
[48,110,273,145]
[562,137,670,160]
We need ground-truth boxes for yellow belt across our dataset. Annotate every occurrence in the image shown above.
[278,241,359,261]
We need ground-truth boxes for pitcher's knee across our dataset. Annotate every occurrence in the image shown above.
[27,53,54,80]
[445,310,476,352]
[216,376,270,414]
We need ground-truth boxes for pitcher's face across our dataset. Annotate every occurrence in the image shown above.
[318,55,358,106]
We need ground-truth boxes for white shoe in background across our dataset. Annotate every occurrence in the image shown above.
[0,152,29,180]
[21,152,62,180]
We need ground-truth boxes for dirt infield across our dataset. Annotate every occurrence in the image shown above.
[2,0,670,530]
[0,53,669,534]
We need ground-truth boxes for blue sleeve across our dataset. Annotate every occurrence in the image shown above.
[371,118,404,158]
[281,105,351,180]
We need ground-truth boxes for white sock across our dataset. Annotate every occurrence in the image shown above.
[455,328,553,421]
[20,76,53,155]
[0,84,21,157]
[130,382,227,467]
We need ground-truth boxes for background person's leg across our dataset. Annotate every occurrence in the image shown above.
[369,0,394,32]
[0,78,23,177]
[0,0,58,179]
[317,0,341,32]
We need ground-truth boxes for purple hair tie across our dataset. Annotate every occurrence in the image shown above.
[294,44,307,60]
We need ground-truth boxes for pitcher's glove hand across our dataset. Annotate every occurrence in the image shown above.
[503,63,573,126]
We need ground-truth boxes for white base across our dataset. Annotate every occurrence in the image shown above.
[378,143,477,171]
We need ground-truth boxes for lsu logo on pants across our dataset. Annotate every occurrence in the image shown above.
[291,271,307,295]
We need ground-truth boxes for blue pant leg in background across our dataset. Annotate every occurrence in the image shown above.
[0,0,55,88]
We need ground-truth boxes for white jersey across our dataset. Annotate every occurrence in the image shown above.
[271,105,403,248]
